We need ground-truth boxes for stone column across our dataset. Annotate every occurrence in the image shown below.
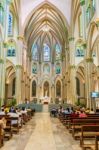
[15,36,24,104]
[85,58,93,109]
[80,0,86,39]
[15,65,22,104]
[69,37,77,105]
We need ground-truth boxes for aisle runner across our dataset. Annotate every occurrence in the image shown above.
[25,113,56,150]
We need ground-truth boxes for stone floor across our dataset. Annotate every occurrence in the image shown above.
[1,113,82,150]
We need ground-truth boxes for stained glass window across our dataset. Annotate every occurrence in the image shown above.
[0,4,4,25]
[32,63,37,74]
[56,63,61,74]
[43,43,50,61]
[7,41,16,57]
[75,45,84,57]
[8,12,13,36]
[32,44,38,60]
[56,44,61,60]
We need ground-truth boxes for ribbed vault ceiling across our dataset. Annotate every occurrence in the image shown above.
[24,3,68,54]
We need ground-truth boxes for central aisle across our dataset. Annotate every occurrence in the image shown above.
[25,113,56,150]
[1,112,81,150]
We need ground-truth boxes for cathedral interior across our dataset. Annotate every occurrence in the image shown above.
[0,0,99,149]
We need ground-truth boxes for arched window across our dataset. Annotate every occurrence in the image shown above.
[7,40,16,57]
[8,12,13,36]
[56,81,61,97]
[32,81,36,97]
[12,78,16,96]
[43,64,50,74]
[32,63,37,74]
[32,44,38,60]
[0,4,4,25]
[43,43,50,61]
[55,44,61,60]
[56,63,61,74]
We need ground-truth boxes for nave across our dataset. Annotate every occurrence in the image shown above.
[1,113,81,150]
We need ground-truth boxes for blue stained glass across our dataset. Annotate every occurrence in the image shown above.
[32,44,38,60]
[8,12,13,36]
[56,44,61,60]
[43,43,50,61]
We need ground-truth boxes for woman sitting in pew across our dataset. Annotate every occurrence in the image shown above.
[8,109,19,125]
[79,110,87,118]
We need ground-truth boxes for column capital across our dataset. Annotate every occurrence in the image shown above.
[69,65,76,69]
[82,41,87,48]
[68,37,75,42]
[95,18,99,28]
[85,57,93,62]
[0,59,4,64]
[16,65,23,69]
[80,0,85,6]
[3,42,8,48]
[17,36,24,41]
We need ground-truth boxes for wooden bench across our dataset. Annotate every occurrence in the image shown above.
[71,119,99,139]
[80,125,99,150]
[95,135,99,150]
[0,125,4,148]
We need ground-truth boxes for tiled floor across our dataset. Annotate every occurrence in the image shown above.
[1,113,82,150]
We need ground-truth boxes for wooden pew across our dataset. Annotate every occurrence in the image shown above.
[80,125,99,150]
[11,117,20,133]
[71,119,99,139]
[0,125,4,148]
[95,135,99,150]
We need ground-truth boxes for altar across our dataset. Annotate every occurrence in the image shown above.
[43,96,50,104]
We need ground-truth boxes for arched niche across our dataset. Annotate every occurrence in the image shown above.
[56,80,61,97]
[43,81,49,97]
[43,64,50,74]
[32,80,36,97]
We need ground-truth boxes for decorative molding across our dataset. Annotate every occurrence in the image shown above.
[85,57,93,62]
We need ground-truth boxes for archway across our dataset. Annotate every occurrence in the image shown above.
[43,81,49,97]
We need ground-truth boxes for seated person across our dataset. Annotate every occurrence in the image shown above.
[8,109,19,125]
[20,107,27,115]
[64,108,71,114]
[79,110,87,118]
[89,108,95,114]
[85,108,90,114]
[0,108,5,115]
